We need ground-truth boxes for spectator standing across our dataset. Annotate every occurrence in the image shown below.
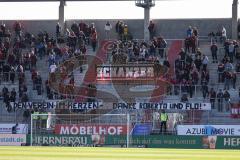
[35,73,42,95]
[228,42,235,63]
[187,26,193,37]
[148,20,155,40]
[56,23,61,40]
[221,26,227,43]
[224,71,231,90]
[232,72,237,89]
[157,37,167,58]
[9,67,15,84]
[210,42,218,63]
[49,63,57,73]
[91,28,97,52]
[217,89,224,112]
[10,88,16,102]
[104,21,112,40]
[201,82,209,99]
[209,88,216,109]
[223,90,231,112]
[30,51,37,69]
[202,54,209,71]
[160,110,168,134]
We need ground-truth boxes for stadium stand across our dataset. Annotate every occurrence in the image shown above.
[0,19,239,130]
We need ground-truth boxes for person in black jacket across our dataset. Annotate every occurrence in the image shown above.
[217,89,224,112]
[210,42,218,63]
[12,123,18,134]
[223,90,231,112]
[36,74,42,95]
[209,88,216,109]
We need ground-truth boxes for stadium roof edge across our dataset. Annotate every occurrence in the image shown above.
[0,0,136,2]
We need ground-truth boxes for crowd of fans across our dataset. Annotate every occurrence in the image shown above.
[0,20,239,115]
[0,20,99,112]
[174,26,239,112]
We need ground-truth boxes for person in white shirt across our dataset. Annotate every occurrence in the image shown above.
[49,63,57,73]
[104,21,112,40]
[221,26,227,43]
[152,110,160,129]
[202,54,209,71]
[228,42,235,62]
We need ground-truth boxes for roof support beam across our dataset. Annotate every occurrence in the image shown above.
[59,0,66,33]
[232,0,238,40]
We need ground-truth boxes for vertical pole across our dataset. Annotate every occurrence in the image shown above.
[59,0,66,33]
[144,7,150,42]
[232,0,238,40]
[127,113,130,148]
[30,114,33,146]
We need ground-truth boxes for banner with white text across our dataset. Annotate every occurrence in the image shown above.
[113,102,211,110]
[0,134,26,146]
[177,125,240,136]
[0,124,28,134]
[54,124,129,135]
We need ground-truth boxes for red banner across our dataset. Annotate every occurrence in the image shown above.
[54,124,128,135]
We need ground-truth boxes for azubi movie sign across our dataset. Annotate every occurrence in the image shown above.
[54,124,128,135]
[0,134,26,146]
[177,125,240,136]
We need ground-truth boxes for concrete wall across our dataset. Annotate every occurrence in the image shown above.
[1,18,233,39]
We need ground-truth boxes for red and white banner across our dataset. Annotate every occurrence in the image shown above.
[231,104,240,118]
[55,124,128,135]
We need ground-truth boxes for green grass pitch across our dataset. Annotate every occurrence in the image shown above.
[0,146,239,160]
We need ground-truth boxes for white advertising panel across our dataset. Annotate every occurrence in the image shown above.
[0,124,28,134]
[177,125,240,136]
[0,134,26,146]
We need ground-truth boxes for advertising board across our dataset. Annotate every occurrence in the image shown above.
[177,125,240,136]
[55,124,128,135]
[0,134,26,146]
[0,124,28,134]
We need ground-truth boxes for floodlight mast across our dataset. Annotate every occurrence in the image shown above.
[59,0,66,33]
[135,0,155,42]
[232,0,238,40]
